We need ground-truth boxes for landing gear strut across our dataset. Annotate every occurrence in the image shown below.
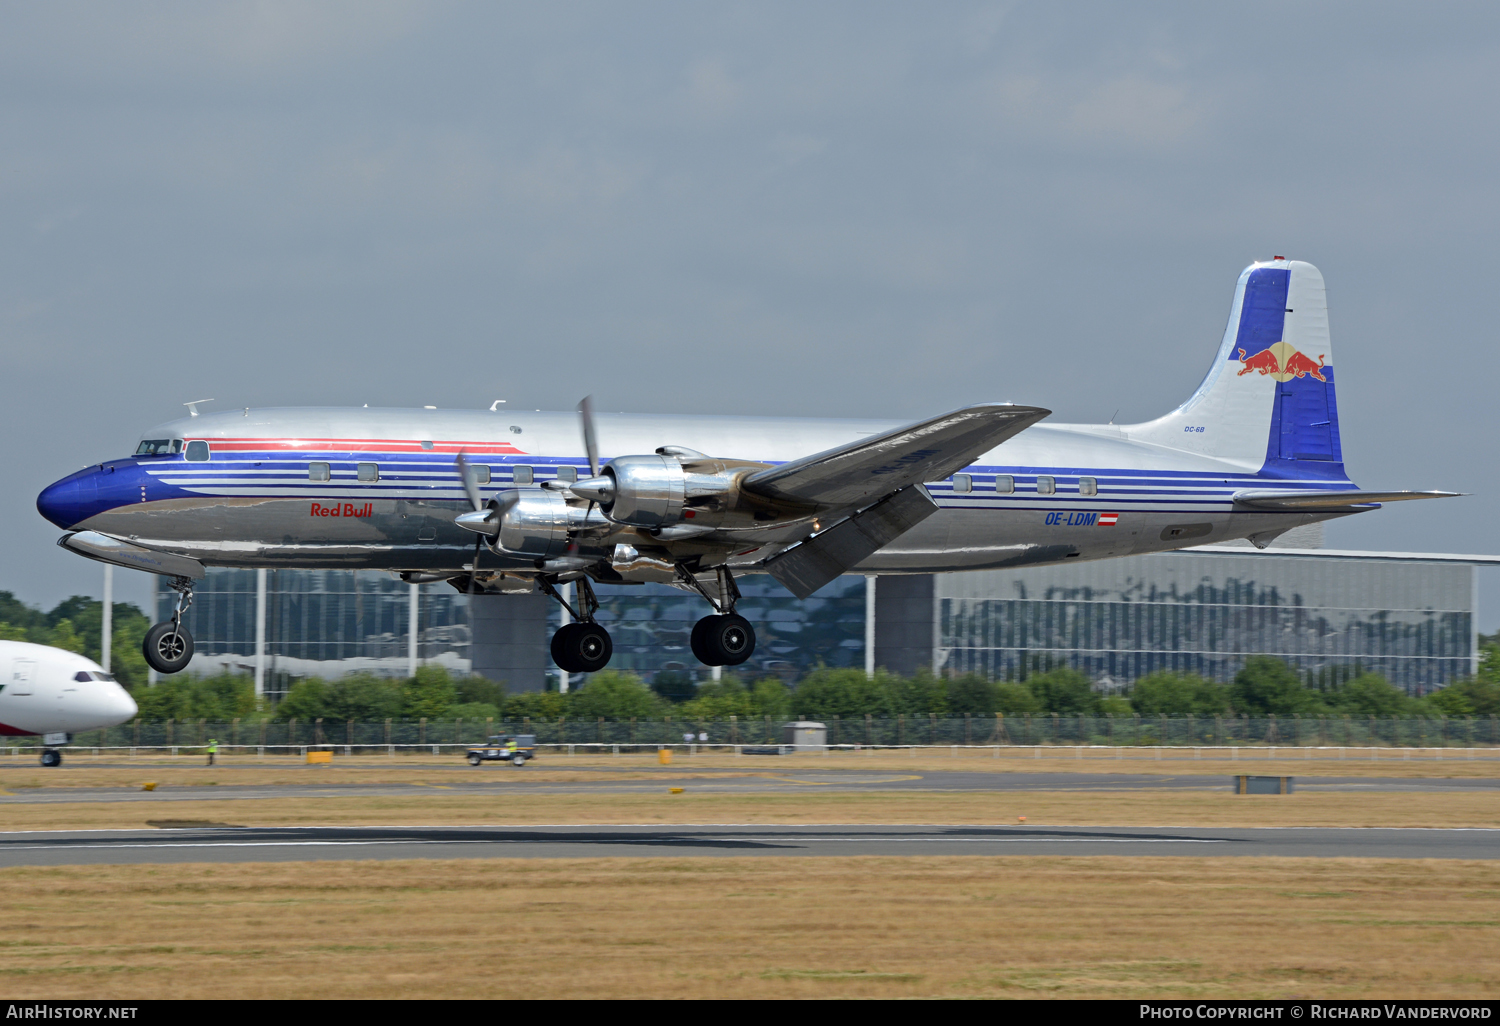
[681,565,756,667]
[540,576,613,675]
[143,576,196,675]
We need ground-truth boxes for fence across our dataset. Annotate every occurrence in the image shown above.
[15,713,1500,751]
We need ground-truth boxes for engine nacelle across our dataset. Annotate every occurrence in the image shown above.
[601,455,686,528]
[494,489,574,558]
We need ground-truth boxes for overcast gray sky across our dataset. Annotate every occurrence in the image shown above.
[3,1,1497,624]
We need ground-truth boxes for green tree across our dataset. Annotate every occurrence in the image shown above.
[568,671,663,719]
[885,668,950,715]
[45,618,85,654]
[1328,673,1414,717]
[274,678,330,721]
[680,676,755,720]
[1130,671,1230,716]
[748,677,792,720]
[402,665,458,719]
[1027,667,1097,714]
[131,672,259,721]
[1426,677,1500,717]
[994,681,1042,715]
[0,622,27,641]
[504,690,571,720]
[1099,695,1134,717]
[448,702,501,721]
[323,672,404,720]
[947,674,1000,715]
[793,668,893,719]
[455,675,505,709]
[1229,656,1320,716]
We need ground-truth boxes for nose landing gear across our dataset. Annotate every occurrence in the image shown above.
[681,565,756,667]
[40,749,62,767]
[142,576,196,675]
[541,576,613,675]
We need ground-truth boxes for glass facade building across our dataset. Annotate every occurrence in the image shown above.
[938,552,1476,693]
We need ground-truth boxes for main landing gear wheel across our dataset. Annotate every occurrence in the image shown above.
[40,749,62,768]
[143,622,194,675]
[690,613,755,667]
[550,622,613,674]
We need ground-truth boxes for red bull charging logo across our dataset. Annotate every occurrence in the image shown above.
[1237,341,1327,382]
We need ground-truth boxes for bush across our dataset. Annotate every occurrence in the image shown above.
[1328,673,1415,717]
[994,681,1042,715]
[568,671,664,720]
[131,672,260,722]
[1230,656,1319,716]
[403,665,458,719]
[1026,667,1097,714]
[792,668,894,720]
[1130,671,1230,717]
[651,670,697,704]
[447,702,501,721]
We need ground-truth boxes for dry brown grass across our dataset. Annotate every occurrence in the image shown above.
[1,789,1498,832]
[1,855,1497,998]
[2,747,1497,788]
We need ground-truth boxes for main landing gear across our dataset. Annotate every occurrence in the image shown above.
[681,566,756,668]
[142,576,196,675]
[541,576,614,675]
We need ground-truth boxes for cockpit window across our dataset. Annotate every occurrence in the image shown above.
[135,439,184,456]
[74,671,92,682]
[74,670,116,682]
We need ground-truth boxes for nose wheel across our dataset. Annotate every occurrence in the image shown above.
[40,749,62,768]
[142,576,197,675]
[690,613,756,666]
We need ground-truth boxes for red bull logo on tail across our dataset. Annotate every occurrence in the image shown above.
[1236,341,1328,382]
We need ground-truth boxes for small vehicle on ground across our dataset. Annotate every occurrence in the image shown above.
[467,735,537,767]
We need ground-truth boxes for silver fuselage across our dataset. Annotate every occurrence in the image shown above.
[39,407,1351,580]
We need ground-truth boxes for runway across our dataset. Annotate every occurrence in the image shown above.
[1,766,1494,805]
[1,823,1496,865]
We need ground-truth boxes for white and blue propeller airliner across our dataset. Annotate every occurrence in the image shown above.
[36,259,1455,676]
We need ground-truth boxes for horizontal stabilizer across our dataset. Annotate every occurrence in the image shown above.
[59,531,206,579]
[744,403,1049,512]
[1232,489,1462,510]
[764,486,939,599]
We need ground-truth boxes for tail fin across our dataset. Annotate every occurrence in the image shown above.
[1129,258,1346,479]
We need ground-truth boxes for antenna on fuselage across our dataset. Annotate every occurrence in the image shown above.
[489,400,506,410]
[183,399,214,417]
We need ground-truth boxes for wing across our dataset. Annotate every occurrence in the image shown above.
[741,403,1051,511]
[1232,489,1462,510]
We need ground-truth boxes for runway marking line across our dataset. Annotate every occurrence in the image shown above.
[0,836,1233,851]
[763,775,923,786]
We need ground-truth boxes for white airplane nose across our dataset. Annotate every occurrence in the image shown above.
[101,685,138,727]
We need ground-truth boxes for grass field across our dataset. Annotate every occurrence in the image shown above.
[2,747,1498,786]
[2,855,1497,999]
[0,789,1497,831]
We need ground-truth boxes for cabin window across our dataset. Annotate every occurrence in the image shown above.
[357,463,380,483]
[556,465,578,484]
[308,462,331,482]
[952,474,972,493]
[466,464,491,486]
[993,475,1014,494]
[184,440,211,462]
[512,465,534,485]
[1079,477,1097,496]
[1036,476,1056,495]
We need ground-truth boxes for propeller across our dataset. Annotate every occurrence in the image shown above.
[455,452,486,595]
[579,395,600,478]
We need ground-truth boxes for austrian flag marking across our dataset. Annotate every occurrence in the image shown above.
[1098,512,1119,526]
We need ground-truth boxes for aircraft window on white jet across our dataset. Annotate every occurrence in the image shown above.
[357,463,380,483]
[513,465,534,485]
[556,465,577,483]
[1036,476,1056,495]
[952,474,972,493]
[1079,477,1098,496]
[308,462,331,482]
[993,475,1014,494]
[185,440,211,462]
[74,671,92,682]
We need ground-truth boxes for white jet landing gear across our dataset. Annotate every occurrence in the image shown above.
[143,575,196,675]
[40,749,62,767]
[540,576,613,675]
[681,565,756,667]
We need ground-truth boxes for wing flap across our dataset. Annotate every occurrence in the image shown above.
[1232,489,1461,510]
[764,485,939,599]
[743,403,1049,511]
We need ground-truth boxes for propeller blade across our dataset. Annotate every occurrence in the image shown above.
[579,395,600,478]
[456,452,483,513]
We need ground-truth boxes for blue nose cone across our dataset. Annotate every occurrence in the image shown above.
[37,470,96,529]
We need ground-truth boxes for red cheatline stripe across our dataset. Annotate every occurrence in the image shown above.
[188,438,526,455]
